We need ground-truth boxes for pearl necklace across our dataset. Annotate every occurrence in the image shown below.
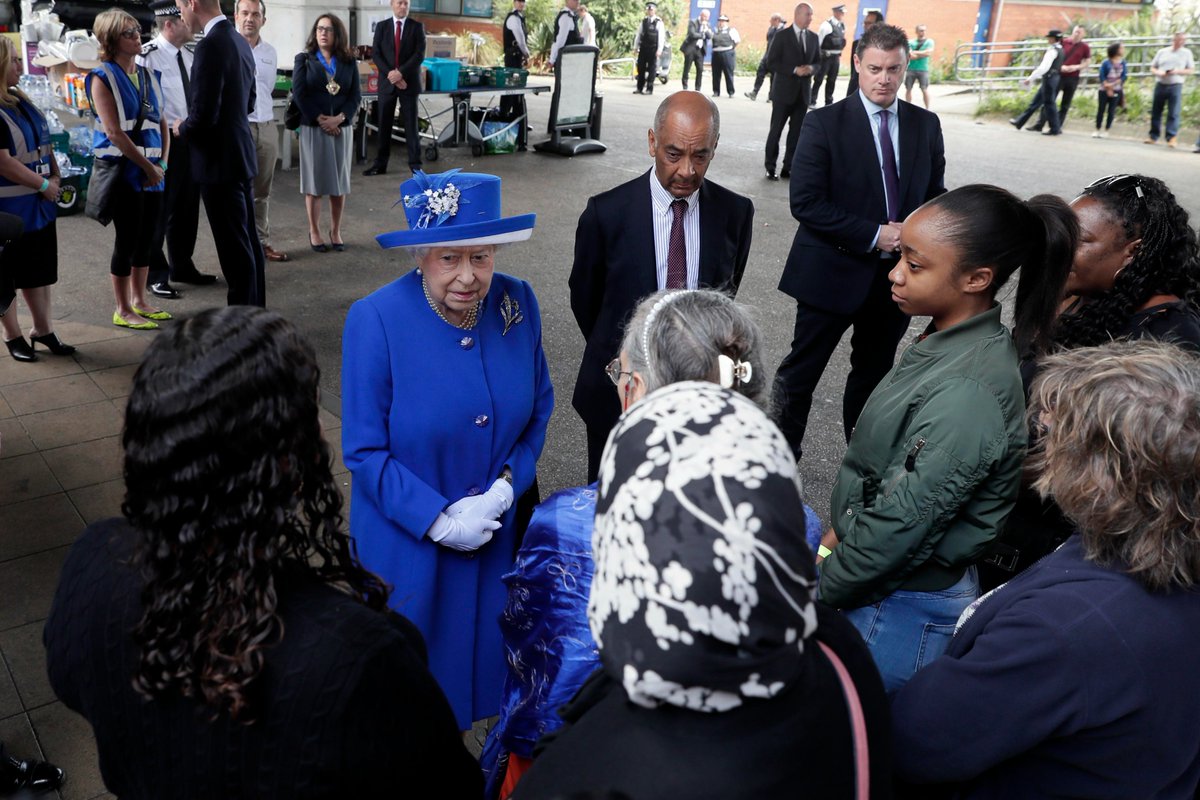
[422,276,480,329]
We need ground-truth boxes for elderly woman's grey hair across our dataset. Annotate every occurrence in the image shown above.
[653,92,720,141]
[1029,339,1200,592]
[620,289,768,407]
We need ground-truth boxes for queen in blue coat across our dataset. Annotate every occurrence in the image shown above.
[342,170,553,729]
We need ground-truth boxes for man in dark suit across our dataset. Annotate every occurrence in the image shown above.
[363,0,425,176]
[680,10,711,91]
[773,23,945,460]
[570,92,754,481]
[845,9,883,97]
[763,2,821,181]
[175,0,265,306]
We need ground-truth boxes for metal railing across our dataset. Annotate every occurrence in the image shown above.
[952,35,1180,88]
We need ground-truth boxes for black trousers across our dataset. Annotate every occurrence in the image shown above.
[109,182,162,277]
[845,65,859,97]
[711,50,735,95]
[374,91,422,169]
[1096,89,1121,130]
[636,48,657,92]
[764,94,808,173]
[771,264,910,458]
[200,179,265,307]
[1031,73,1077,130]
[811,55,840,106]
[499,54,528,149]
[585,417,611,484]
[682,49,704,89]
[1013,74,1060,133]
[149,133,201,285]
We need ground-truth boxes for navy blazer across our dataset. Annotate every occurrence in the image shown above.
[179,18,257,184]
[569,171,754,431]
[779,95,945,315]
[371,16,425,97]
[292,52,362,127]
[765,26,821,106]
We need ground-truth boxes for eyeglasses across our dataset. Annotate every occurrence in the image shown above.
[120,27,141,40]
[1085,174,1144,199]
[316,25,334,33]
[605,358,632,386]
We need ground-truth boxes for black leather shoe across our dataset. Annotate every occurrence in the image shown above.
[4,336,36,362]
[31,332,76,356]
[150,282,181,299]
[1009,118,1021,129]
[780,168,791,179]
[363,164,387,176]
[2,753,66,792]
[173,272,217,286]
[766,171,779,181]
[409,163,423,173]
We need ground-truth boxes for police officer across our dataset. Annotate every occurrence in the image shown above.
[501,0,529,148]
[633,1,665,95]
[710,14,740,97]
[811,3,846,107]
[138,0,217,296]
[549,0,582,67]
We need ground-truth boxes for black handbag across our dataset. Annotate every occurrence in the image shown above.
[85,66,152,226]
[284,96,301,131]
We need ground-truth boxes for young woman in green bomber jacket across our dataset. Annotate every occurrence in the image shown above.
[816,184,1077,694]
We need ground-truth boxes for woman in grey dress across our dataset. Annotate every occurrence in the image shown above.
[293,13,360,252]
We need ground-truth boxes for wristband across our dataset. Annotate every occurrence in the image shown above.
[817,544,833,559]
[160,160,168,171]
[39,178,49,192]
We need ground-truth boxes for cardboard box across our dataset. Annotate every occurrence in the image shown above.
[358,61,379,94]
[425,34,457,59]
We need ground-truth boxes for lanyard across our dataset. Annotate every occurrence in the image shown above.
[316,50,337,78]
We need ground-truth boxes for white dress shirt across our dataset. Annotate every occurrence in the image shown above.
[136,35,192,124]
[549,8,578,65]
[203,15,226,37]
[248,38,277,122]
[1028,43,1061,82]
[649,170,700,289]
[505,12,529,58]
[859,91,900,251]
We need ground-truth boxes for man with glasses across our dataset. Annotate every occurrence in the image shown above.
[173,0,265,306]
[137,0,217,298]
[235,0,287,263]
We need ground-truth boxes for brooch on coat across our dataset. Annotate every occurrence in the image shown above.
[500,291,524,336]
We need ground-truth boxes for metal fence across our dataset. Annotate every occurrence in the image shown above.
[952,35,1181,88]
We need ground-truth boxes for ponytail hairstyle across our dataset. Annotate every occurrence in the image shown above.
[620,289,769,407]
[1055,174,1200,349]
[921,184,1078,356]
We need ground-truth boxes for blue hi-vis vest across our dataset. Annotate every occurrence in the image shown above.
[0,97,55,230]
[86,62,165,192]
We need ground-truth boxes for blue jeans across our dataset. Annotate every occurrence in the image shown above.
[842,567,979,694]
[1149,82,1183,140]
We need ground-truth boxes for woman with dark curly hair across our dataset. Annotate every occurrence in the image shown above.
[980,174,1200,590]
[44,306,482,799]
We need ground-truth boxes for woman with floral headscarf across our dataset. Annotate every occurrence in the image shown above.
[513,382,891,800]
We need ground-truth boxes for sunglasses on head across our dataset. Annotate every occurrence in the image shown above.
[1085,174,1145,200]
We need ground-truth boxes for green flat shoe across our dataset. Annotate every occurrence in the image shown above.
[113,311,159,330]
[133,306,173,321]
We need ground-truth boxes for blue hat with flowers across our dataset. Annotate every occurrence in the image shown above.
[376,170,536,249]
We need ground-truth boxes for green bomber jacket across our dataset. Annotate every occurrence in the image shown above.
[820,304,1028,609]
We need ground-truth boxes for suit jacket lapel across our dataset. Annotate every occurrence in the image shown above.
[849,99,887,219]
[698,181,718,287]
[897,102,919,208]
[629,172,658,297]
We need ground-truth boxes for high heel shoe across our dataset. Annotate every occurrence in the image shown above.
[5,336,37,362]
[329,231,345,252]
[30,331,76,355]
[310,235,329,253]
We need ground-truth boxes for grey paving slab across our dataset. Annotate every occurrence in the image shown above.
[0,392,13,419]
[0,621,54,710]
[0,494,83,563]
[0,547,68,632]
[0,657,20,719]
[0,453,62,509]
[86,365,138,400]
[0,374,107,417]
[49,321,133,348]
[19,401,123,452]
[0,354,83,389]
[41,438,124,493]
[65,480,124,527]
[0,417,35,458]
[70,336,152,375]
[29,702,104,800]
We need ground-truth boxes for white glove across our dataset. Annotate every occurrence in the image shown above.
[426,512,500,552]
[445,478,514,525]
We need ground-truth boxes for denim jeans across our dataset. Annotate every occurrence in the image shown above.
[1149,82,1183,140]
[842,566,979,694]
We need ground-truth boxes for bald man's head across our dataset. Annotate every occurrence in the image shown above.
[649,92,720,198]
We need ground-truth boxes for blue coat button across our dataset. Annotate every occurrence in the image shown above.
[475,414,489,427]
[460,336,474,349]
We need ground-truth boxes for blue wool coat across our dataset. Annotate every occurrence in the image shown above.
[342,270,554,729]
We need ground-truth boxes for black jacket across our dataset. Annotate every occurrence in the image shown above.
[371,16,426,97]
[779,96,945,315]
[765,26,821,105]
[292,51,362,127]
[569,171,754,434]
[178,18,257,184]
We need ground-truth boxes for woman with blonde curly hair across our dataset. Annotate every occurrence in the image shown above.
[892,339,1200,798]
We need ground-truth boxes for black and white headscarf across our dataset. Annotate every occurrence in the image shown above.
[589,381,818,713]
